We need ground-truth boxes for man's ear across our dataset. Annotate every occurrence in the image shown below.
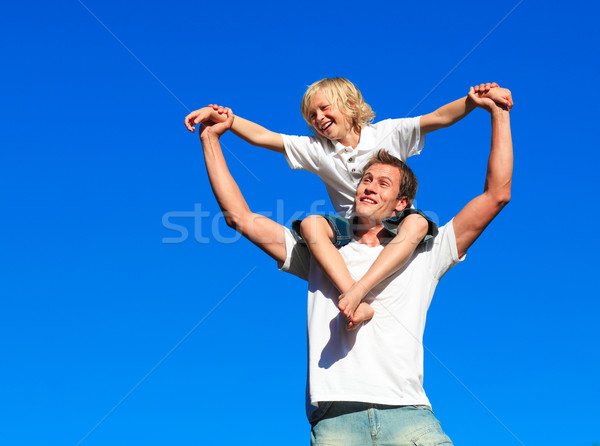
[395,197,409,212]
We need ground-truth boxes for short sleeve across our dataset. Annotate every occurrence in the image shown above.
[281,134,324,173]
[374,117,424,161]
[278,228,311,281]
[424,219,465,280]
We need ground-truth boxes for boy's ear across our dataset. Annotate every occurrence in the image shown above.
[347,100,357,115]
[395,197,409,212]
[344,101,357,127]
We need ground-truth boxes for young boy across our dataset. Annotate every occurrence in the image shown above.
[184,78,512,328]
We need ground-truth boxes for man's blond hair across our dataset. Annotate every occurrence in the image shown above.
[300,77,375,135]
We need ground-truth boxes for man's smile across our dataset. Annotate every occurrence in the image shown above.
[359,196,377,204]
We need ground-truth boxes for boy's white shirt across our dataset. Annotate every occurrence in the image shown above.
[279,220,464,408]
[282,117,424,218]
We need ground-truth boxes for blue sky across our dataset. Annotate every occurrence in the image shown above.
[1,1,598,445]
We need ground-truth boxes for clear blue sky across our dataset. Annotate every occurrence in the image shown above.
[1,1,598,445]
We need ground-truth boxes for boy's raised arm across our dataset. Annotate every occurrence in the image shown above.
[419,83,512,136]
[228,114,285,153]
[185,105,285,153]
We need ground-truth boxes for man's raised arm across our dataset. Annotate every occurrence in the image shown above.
[453,87,513,258]
[199,111,288,263]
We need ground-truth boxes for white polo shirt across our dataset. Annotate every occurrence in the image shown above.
[280,220,464,408]
[282,117,424,218]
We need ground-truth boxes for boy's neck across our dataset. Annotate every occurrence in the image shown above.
[338,129,361,149]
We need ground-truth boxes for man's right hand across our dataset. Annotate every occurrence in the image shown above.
[184,106,231,133]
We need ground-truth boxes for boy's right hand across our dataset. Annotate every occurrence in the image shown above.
[184,105,232,133]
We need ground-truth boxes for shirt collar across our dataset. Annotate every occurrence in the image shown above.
[331,127,375,155]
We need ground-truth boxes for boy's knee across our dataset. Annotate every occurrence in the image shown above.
[402,214,429,241]
[300,215,334,243]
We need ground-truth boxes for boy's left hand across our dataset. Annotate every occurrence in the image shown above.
[199,108,234,139]
[184,106,231,133]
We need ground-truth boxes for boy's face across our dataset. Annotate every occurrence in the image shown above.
[308,90,354,145]
[354,163,407,223]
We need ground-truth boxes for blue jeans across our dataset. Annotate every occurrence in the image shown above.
[292,215,354,248]
[292,209,439,248]
[309,402,453,446]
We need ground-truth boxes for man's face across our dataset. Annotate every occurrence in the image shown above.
[354,163,407,223]
[308,90,353,144]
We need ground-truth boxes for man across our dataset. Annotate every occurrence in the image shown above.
[196,87,512,445]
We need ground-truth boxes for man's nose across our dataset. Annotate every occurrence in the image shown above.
[364,184,376,194]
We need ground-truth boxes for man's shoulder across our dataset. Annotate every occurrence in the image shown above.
[418,219,464,278]
[419,220,454,251]
[278,227,311,282]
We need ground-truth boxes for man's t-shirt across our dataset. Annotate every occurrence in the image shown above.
[280,220,463,409]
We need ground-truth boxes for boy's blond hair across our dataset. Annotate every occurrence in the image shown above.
[300,77,375,135]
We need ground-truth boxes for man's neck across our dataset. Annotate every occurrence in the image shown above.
[353,218,390,247]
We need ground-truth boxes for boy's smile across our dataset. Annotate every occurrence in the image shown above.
[309,91,358,147]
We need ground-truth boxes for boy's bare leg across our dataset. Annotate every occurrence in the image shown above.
[300,216,375,327]
[339,214,428,323]
[299,215,355,291]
